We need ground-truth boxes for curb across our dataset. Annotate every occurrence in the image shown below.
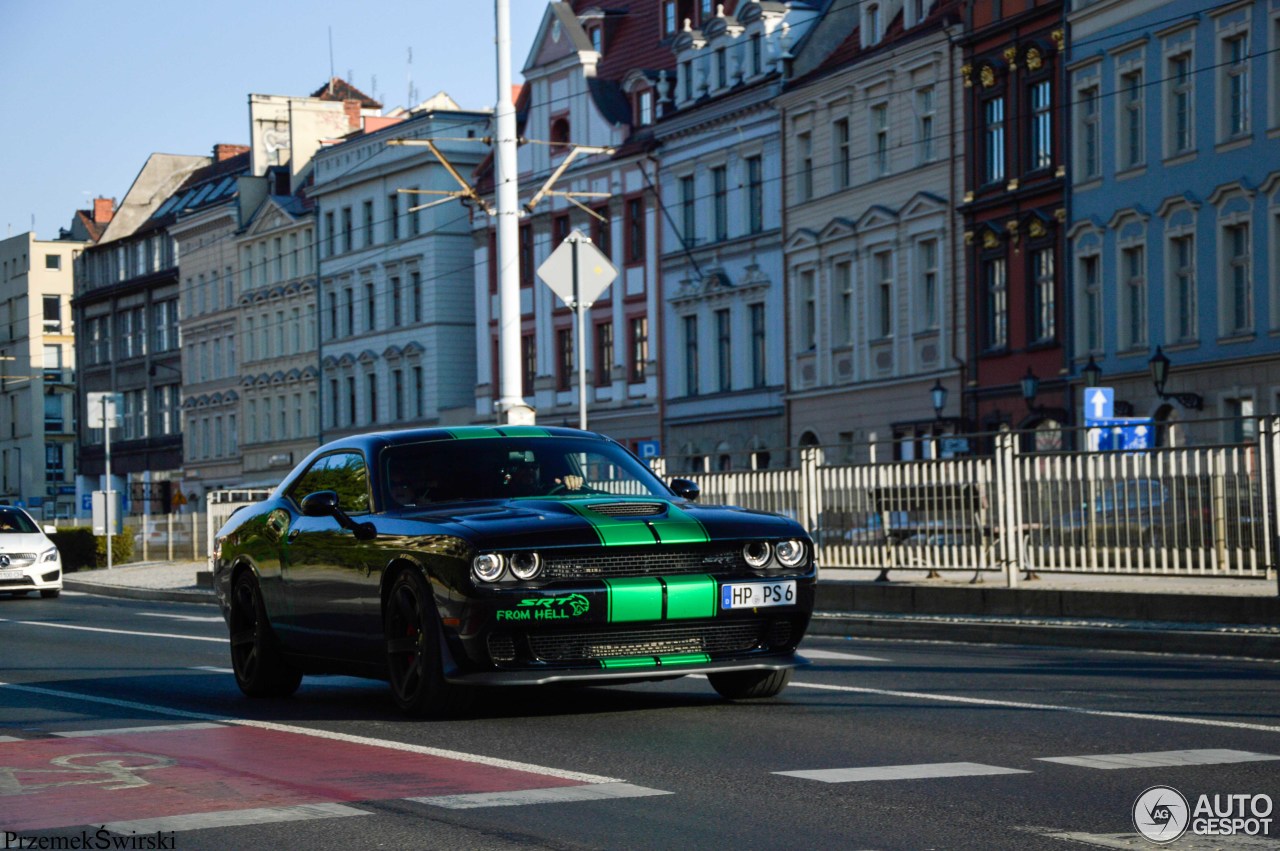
[63,578,217,605]
[809,612,1280,659]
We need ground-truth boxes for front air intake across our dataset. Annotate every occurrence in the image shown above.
[587,502,666,518]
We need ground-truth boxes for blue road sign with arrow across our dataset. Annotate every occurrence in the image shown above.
[1083,387,1114,420]
[1086,417,1154,452]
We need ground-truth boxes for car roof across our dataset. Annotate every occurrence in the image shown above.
[324,425,613,452]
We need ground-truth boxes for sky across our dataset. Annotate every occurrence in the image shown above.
[0,0,549,241]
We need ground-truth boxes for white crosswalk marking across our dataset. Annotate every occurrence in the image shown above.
[1037,749,1280,770]
[103,802,371,834]
[410,782,672,809]
[801,649,889,663]
[776,762,1031,783]
[53,722,225,738]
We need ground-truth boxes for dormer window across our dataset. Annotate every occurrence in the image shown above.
[550,115,571,155]
[663,1,678,35]
[699,0,714,24]
[588,24,602,54]
[637,89,654,126]
[907,0,932,28]
[863,3,882,47]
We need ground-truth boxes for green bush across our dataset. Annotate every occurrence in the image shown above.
[94,531,134,567]
[50,527,97,572]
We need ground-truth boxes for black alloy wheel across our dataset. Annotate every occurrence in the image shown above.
[707,668,793,700]
[384,569,470,717]
[229,572,301,698]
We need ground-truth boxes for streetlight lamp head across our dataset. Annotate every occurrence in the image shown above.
[1082,356,1102,388]
[1019,367,1040,409]
[930,380,947,420]
[1148,346,1169,397]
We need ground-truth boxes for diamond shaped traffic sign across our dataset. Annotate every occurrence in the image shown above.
[536,230,618,309]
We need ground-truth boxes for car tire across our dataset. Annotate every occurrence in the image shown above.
[384,569,471,718]
[229,571,302,699]
[707,668,793,700]
[40,589,59,599]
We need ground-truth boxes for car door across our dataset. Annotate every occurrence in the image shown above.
[278,450,382,663]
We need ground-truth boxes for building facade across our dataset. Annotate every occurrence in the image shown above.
[470,1,676,451]
[959,0,1068,439]
[0,233,85,519]
[656,1,821,471]
[779,0,967,462]
[313,100,490,438]
[1068,0,1280,444]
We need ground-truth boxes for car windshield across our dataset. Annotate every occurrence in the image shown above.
[0,509,38,533]
[382,437,669,507]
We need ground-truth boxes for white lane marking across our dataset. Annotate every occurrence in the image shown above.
[54,722,225,738]
[801,649,889,663]
[411,782,672,809]
[191,666,234,674]
[103,802,370,835]
[59,590,87,597]
[138,613,224,623]
[1034,829,1280,849]
[1037,749,1280,770]
[790,680,1280,734]
[0,736,22,742]
[0,618,224,643]
[0,681,620,784]
[776,762,1030,783]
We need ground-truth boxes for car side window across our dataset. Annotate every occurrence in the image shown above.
[288,451,371,514]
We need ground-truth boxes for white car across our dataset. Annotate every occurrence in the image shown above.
[0,506,62,599]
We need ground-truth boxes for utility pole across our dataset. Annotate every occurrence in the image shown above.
[494,0,535,425]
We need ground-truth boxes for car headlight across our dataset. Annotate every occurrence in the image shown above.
[775,539,806,568]
[472,553,505,583]
[509,552,542,581]
[742,541,772,569]
[41,546,59,563]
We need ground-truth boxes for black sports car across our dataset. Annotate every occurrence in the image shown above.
[213,425,816,716]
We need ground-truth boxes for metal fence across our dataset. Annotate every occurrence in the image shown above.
[665,418,1280,585]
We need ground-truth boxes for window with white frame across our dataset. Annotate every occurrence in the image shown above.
[711,165,728,242]
[716,309,731,393]
[834,259,853,343]
[871,103,889,178]
[1119,68,1145,170]
[797,131,813,201]
[916,87,936,164]
[863,3,882,47]
[1077,81,1101,179]
[1222,29,1251,140]
[907,0,931,28]
[916,239,938,331]
[1029,80,1052,171]
[662,0,677,35]
[679,175,696,246]
[1120,243,1147,350]
[984,257,1007,350]
[1166,49,1194,156]
[1030,246,1055,342]
[1169,233,1197,342]
[749,303,766,388]
[683,314,699,396]
[833,117,851,189]
[1223,221,1252,334]
[984,97,1005,184]
[798,268,816,351]
[1079,252,1102,353]
[872,250,893,338]
[746,156,763,234]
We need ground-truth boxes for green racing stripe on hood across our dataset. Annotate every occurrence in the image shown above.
[646,502,709,544]
[566,501,659,546]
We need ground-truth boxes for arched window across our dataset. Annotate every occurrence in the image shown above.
[549,116,571,154]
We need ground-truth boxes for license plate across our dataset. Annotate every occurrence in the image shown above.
[0,569,22,581]
[721,581,797,610]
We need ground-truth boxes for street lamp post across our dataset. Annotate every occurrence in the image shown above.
[1019,367,1040,411]
[930,380,947,421]
[1148,346,1204,410]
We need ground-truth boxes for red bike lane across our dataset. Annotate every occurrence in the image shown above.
[0,723,594,832]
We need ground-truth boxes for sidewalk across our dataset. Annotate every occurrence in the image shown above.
[62,561,1280,658]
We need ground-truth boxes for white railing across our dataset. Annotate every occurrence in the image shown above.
[664,418,1280,584]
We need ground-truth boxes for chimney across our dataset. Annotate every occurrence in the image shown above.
[344,99,362,130]
[213,143,249,162]
[92,197,115,224]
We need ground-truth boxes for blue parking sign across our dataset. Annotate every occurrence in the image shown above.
[636,440,661,459]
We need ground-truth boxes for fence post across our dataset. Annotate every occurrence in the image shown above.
[800,447,821,536]
[1262,417,1279,588]
[994,430,1021,588]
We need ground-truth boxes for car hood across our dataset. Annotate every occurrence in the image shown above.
[0,533,53,554]
[397,496,805,551]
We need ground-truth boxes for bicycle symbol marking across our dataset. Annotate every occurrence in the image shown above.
[0,752,176,796]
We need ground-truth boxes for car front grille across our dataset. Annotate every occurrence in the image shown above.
[0,553,37,567]
[542,547,747,580]
[527,621,772,662]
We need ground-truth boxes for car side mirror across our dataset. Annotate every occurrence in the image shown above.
[301,490,340,517]
[299,490,377,540]
[670,478,700,502]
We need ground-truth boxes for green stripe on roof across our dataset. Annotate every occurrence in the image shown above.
[445,426,502,440]
[495,425,552,438]
[443,426,552,440]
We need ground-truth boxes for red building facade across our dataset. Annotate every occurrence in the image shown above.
[959,0,1068,436]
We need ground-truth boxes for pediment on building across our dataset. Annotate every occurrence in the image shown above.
[900,192,948,221]
[785,228,819,251]
[818,218,856,242]
[525,2,593,73]
[856,204,898,232]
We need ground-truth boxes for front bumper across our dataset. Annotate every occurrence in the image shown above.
[446,652,808,686]
[0,564,62,593]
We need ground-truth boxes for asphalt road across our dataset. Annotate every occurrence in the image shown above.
[1,590,1278,850]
